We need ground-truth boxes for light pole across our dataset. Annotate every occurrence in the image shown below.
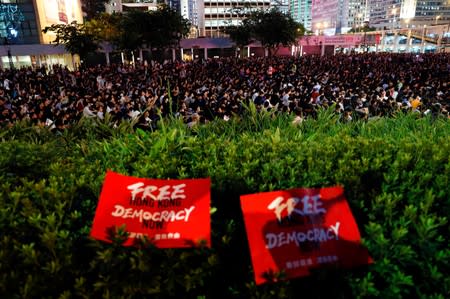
[421,24,427,53]
[3,37,14,69]
[435,15,441,25]
[405,18,410,28]
[7,48,14,69]
[316,22,321,36]
[391,6,397,30]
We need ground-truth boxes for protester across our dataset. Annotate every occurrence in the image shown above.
[0,53,449,129]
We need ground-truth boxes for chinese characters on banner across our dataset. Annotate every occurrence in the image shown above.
[240,186,372,285]
[90,171,211,248]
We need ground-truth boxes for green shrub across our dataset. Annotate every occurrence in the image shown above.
[1,111,449,298]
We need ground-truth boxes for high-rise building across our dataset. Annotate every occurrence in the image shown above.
[180,0,200,37]
[199,0,271,37]
[105,0,158,13]
[311,0,343,33]
[347,0,369,29]
[0,0,84,69]
[311,0,371,34]
[414,0,450,22]
[0,0,39,45]
[271,0,290,14]
[289,0,312,30]
[368,0,401,28]
[368,0,450,29]
[167,0,181,12]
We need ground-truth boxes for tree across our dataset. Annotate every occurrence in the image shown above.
[224,24,253,58]
[84,13,123,65]
[244,8,304,56]
[42,21,98,61]
[113,10,152,54]
[347,25,376,33]
[149,5,190,50]
[85,13,122,44]
[115,5,189,53]
[81,0,108,20]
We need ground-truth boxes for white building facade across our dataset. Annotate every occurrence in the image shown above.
[198,0,271,37]
[105,0,158,13]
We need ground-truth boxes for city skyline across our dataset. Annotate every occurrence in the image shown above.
[104,0,449,36]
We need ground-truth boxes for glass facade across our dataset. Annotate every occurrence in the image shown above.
[368,0,401,28]
[0,1,83,70]
[311,0,340,32]
[369,0,449,28]
[0,0,40,45]
[415,0,450,21]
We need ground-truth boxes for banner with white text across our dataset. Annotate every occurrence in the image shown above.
[90,171,211,248]
[240,186,372,285]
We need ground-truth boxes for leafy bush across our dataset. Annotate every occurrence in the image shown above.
[1,111,449,298]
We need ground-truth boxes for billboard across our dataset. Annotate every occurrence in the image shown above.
[34,0,83,44]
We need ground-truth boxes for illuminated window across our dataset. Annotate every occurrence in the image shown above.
[0,0,39,44]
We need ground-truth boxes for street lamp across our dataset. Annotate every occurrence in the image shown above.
[405,18,410,28]
[421,24,427,53]
[316,22,329,35]
[435,15,441,25]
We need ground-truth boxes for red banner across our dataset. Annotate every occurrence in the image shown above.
[90,171,211,248]
[240,186,372,285]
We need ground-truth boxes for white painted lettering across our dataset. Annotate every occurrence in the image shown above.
[127,182,145,201]
[143,211,152,220]
[268,194,326,220]
[278,232,287,247]
[265,233,277,249]
[183,206,195,222]
[142,185,157,201]
[126,183,187,201]
[172,184,187,200]
[157,185,171,201]
[287,231,298,246]
[110,205,196,223]
[111,205,125,217]
[264,222,342,249]
[330,222,340,240]
[152,212,161,222]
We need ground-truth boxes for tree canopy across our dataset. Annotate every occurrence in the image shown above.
[224,23,253,48]
[81,0,108,20]
[42,21,98,61]
[43,5,190,59]
[225,8,305,56]
[347,26,377,33]
[113,5,189,51]
[84,13,122,44]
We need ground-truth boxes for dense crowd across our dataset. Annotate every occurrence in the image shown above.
[1,53,449,130]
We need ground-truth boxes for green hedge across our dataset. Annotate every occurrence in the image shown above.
[1,110,449,299]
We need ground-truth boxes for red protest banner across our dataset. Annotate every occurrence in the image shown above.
[240,186,372,285]
[90,171,211,248]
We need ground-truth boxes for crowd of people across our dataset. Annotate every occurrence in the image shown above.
[1,52,449,130]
